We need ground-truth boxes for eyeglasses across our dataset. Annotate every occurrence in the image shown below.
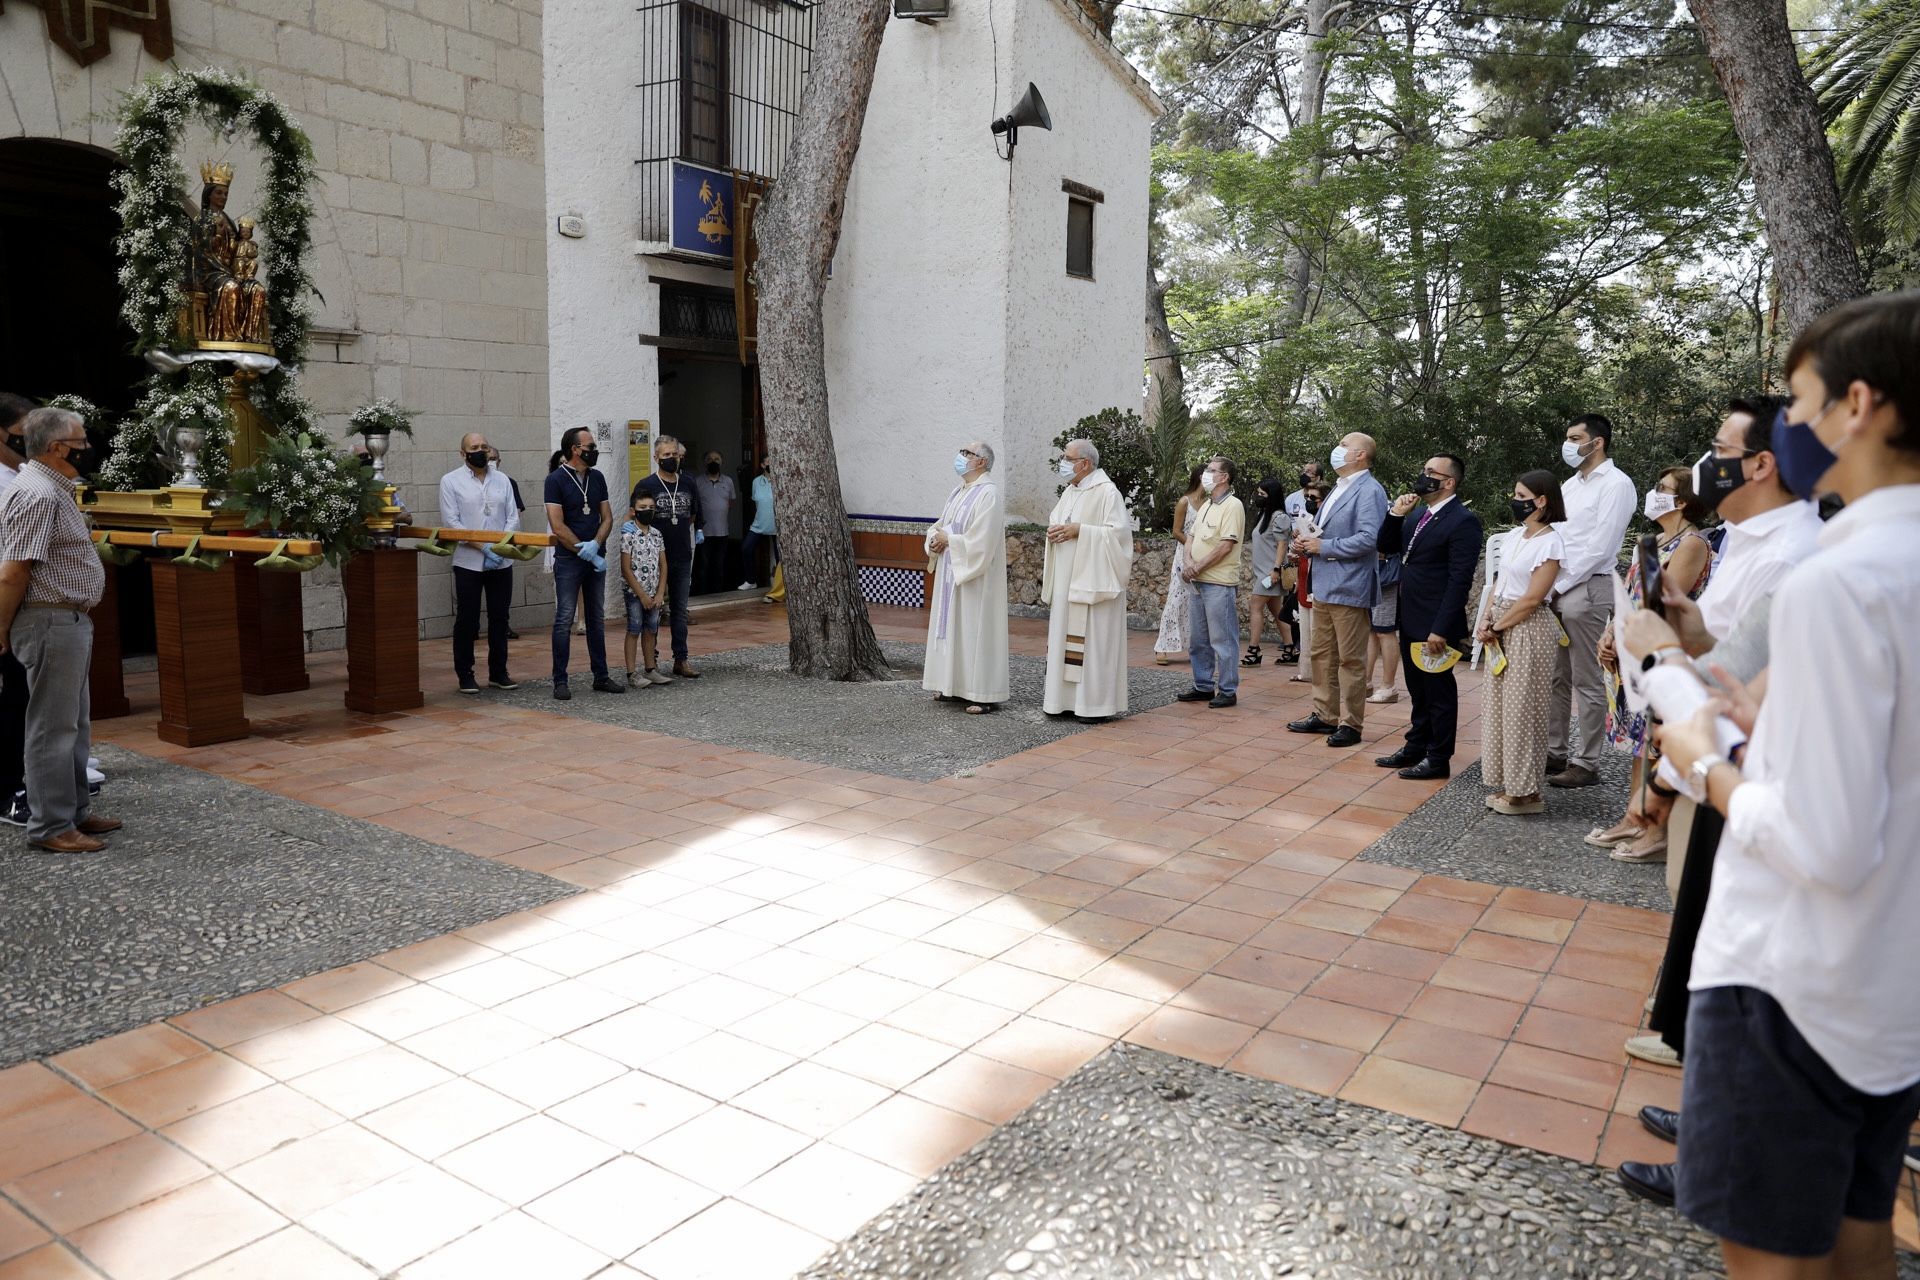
[959,449,982,459]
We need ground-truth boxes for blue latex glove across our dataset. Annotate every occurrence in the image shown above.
[482,549,506,571]
[583,551,607,573]
[695,530,706,546]
[576,538,601,559]
[622,520,637,535]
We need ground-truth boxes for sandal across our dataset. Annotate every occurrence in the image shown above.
[1277,646,1299,665]
[965,703,996,715]
[1584,822,1644,849]
[1241,646,1263,667]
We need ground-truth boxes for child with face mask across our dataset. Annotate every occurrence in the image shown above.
[619,495,670,687]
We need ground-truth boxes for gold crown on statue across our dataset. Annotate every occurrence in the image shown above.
[200,160,235,186]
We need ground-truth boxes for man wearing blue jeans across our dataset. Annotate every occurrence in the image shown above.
[543,426,624,699]
[1176,457,1247,710]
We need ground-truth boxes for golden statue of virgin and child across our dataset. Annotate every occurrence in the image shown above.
[180,160,272,351]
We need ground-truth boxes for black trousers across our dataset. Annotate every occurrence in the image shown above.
[695,536,733,594]
[1399,634,1459,762]
[0,651,26,798]
[1648,804,1725,1060]
[452,565,514,683]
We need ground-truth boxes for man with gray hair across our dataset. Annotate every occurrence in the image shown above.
[1042,438,1134,719]
[0,408,119,852]
[924,441,1008,713]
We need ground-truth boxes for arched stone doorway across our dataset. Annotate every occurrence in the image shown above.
[0,137,156,652]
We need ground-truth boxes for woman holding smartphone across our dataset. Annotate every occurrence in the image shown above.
[1477,470,1567,815]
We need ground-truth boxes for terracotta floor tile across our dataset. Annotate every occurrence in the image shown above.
[627,1198,829,1280]
[1335,938,1446,983]
[359,1080,533,1162]
[468,1040,624,1111]
[525,1155,718,1259]
[1162,903,1268,944]
[284,1044,452,1119]
[167,990,318,1048]
[397,1212,610,1280]
[1118,927,1235,972]
[1613,1065,1684,1117]
[228,1123,420,1219]
[644,1030,798,1101]
[970,1016,1112,1079]
[1265,995,1394,1053]
[638,1105,811,1194]
[1493,886,1584,920]
[47,1025,208,1092]
[427,954,563,1007]
[1461,1083,1605,1163]
[4,1132,210,1236]
[732,1061,892,1138]
[1211,946,1326,994]
[1079,955,1197,1003]
[1282,899,1381,936]
[1304,966,1425,1017]
[1386,893,1484,929]
[1363,915,1472,953]
[739,1141,920,1240]
[1245,919,1352,962]
[1475,906,1576,945]
[828,1094,995,1179]
[98,1053,272,1129]
[0,1244,98,1279]
[939,960,1067,1012]
[862,940,983,988]
[802,968,929,1021]
[1338,1057,1480,1127]
[729,998,869,1058]
[1409,874,1500,904]
[397,1010,549,1075]
[1431,955,1545,1004]
[0,1202,47,1266]
[159,1082,345,1169]
[225,1015,386,1079]
[883,989,1018,1049]
[1550,946,1659,992]
[305,1166,505,1275]
[1579,901,1674,938]
[1595,1113,1677,1170]
[1403,986,1526,1040]
[997,934,1110,981]
[726,946,852,997]
[436,1114,619,1205]
[1028,984,1157,1040]
[334,984,480,1042]
[1124,1006,1259,1067]
[1531,974,1650,1026]
[279,961,417,1013]
[1373,1018,1505,1081]
[1226,1031,1361,1095]
[1488,1043,1623,1111]
[1453,930,1561,972]
[904,1052,1058,1125]
[1169,973,1295,1027]
[0,1065,76,1118]
[177,1225,373,1278]
[1513,1006,1639,1064]
[543,1071,711,1151]
[375,934,501,981]
[67,1175,285,1280]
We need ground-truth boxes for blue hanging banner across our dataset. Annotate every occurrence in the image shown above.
[669,161,735,262]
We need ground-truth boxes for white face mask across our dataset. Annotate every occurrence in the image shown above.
[1562,438,1590,469]
[953,453,971,476]
[1202,469,1222,490]
[1058,458,1078,478]
[1329,446,1349,471]
[1643,490,1677,520]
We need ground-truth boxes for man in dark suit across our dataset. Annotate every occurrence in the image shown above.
[1374,453,1481,779]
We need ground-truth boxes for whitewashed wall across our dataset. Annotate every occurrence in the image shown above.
[0,0,551,648]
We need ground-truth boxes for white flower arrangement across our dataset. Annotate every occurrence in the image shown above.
[96,365,232,492]
[347,398,418,438]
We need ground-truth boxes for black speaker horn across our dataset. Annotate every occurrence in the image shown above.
[991,83,1051,158]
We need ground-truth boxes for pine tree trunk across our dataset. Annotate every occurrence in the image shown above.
[1686,0,1864,333]
[755,0,891,681]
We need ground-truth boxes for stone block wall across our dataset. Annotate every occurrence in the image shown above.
[0,0,552,651]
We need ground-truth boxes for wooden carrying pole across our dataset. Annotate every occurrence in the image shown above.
[94,531,327,555]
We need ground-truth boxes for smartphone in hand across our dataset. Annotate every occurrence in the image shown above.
[1637,533,1665,618]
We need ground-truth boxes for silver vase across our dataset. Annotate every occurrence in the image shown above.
[175,423,206,488]
[363,429,390,483]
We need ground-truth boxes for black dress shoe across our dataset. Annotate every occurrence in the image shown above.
[1638,1105,1679,1144]
[1617,1161,1676,1208]
[1288,714,1337,735]
[1326,725,1361,748]
[1176,687,1215,703]
[1375,746,1420,769]
[1208,693,1237,709]
[1398,759,1450,781]
[1546,755,1568,775]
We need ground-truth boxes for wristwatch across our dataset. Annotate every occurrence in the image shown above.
[1689,753,1727,796]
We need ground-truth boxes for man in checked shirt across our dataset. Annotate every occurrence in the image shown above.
[0,407,120,853]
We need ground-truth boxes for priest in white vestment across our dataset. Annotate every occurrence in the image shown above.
[1042,438,1135,719]
[923,441,1010,711]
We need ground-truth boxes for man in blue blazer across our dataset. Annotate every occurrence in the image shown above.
[1287,432,1389,748]
[1374,454,1483,779]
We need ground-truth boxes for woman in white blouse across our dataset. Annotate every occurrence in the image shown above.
[1476,470,1567,815]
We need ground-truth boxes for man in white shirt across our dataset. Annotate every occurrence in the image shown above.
[0,393,29,828]
[437,432,521,694]
[1544,413,1636,787]
[1656,291,1920,1280]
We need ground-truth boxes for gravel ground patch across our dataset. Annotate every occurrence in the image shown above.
[807,1043,1920,1280]
[493,640,1194,782]
[0,744,577,1067]
[1358,753,1674,912]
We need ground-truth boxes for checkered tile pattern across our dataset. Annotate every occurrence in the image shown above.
[859,565,926,609]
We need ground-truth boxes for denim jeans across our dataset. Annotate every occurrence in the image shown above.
[1187,582,1241,697]
[665,554,693,663]
[551,552,607,683]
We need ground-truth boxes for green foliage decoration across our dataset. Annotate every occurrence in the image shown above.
[222,431,387,565]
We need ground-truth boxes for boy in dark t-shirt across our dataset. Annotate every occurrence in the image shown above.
[631,435,703,678]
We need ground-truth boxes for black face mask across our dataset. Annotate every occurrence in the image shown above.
[706,462,721,476]
[634,510,654,526]
[659,457,679,475]
[1298,472,1313,490]
[1510,497,1538,523]
[466,450,490,469]
[1691,450,1747,512]
[580,446,599,467]
[1411,474,1442,496]
[1305,496,1321,513]
[58,441,95,474]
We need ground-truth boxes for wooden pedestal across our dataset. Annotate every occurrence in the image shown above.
[88,563,132,720]
[343,548,423,714]
[152,559,251,747]
[234,552,310,695]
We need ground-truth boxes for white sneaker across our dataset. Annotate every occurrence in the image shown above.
[646,668,672,685]
[87,756,100,769]
[86,766,106,786]
[1624,1033,1680,1067]
[736,581,755,592]
[1366,688,1398,705]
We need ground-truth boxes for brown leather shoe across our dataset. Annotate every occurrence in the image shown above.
[78,815,123,834]
[29,829,107,853]
[672,663,701,679]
